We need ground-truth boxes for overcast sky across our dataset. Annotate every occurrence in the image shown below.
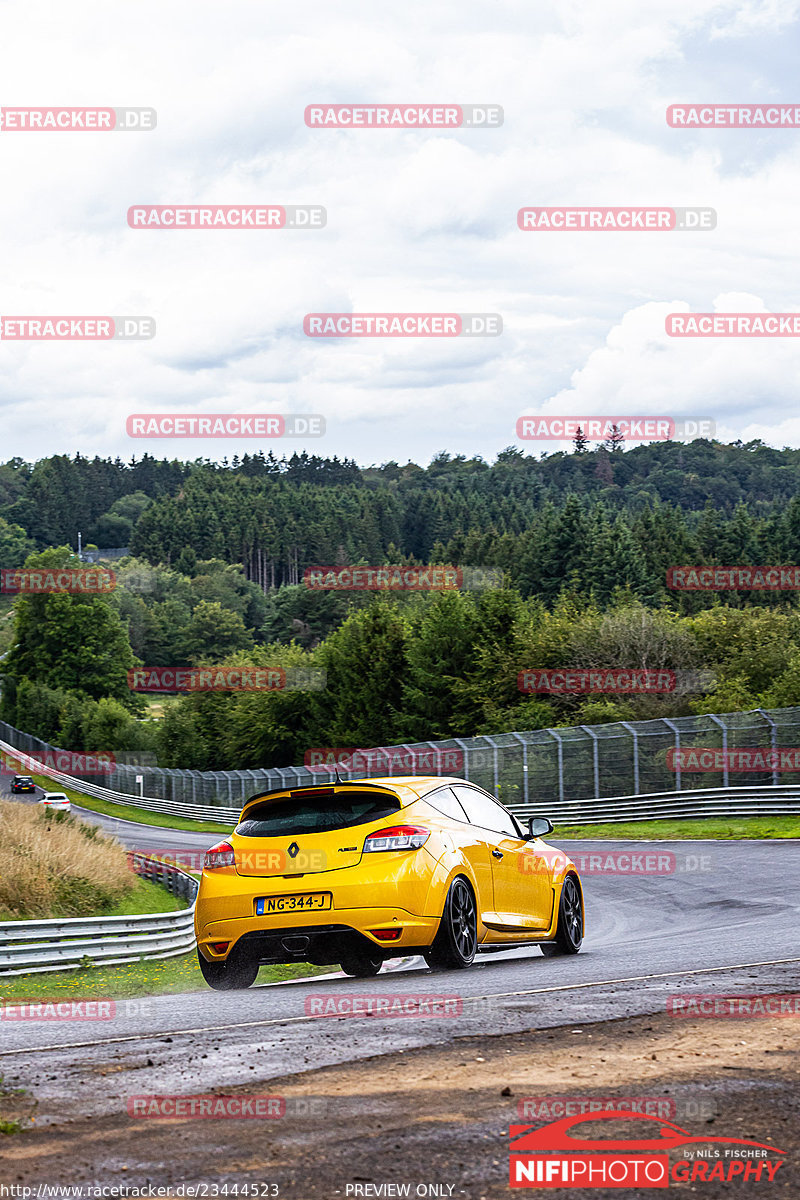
[1,0,799,468]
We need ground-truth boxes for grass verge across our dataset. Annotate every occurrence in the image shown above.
[0,875,183,923]
[555,814,800,839]
[0,951,333,1000]
[0,800,144,918]
[101,876,184,916]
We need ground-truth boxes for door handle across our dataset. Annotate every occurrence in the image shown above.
[492,849,503,859]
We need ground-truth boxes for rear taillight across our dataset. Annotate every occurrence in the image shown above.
[204,841,236,870]
[363,826,430,853]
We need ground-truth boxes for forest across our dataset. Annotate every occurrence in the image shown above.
[2,437,800,769]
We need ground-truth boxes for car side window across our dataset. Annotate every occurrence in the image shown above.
[425,787,470,823]
[451,785,521,837]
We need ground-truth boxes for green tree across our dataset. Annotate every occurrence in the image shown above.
[82,697,151,753]
[0,517,35,567]
[402,592,481,739]
[157,703,211,769]
[316,598,409,745]
[572,426,590,454]
[1,548,139,721]
[180,600,253,662]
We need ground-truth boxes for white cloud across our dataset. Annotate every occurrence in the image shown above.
[0,0,799,464]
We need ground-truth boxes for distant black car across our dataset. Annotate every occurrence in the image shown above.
[10,776,35,793]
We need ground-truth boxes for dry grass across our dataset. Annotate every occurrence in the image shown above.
[0,800,136,918]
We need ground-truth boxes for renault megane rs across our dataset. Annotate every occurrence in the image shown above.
[195,776,584,990]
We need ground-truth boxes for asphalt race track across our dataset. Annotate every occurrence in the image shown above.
[1,787,798,1123]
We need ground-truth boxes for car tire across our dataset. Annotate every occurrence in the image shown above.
[197,947,260,990]
[424,876,478,970]
[339,954,383,977]
[540,874,583,956]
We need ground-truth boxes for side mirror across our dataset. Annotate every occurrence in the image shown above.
[527,816,554,839]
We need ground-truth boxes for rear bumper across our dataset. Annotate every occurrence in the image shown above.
[195,846,445,963]
[196,907,440,963]
[197,918,440,966]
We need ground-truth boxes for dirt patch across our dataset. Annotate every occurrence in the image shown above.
[2,1008,797,1198]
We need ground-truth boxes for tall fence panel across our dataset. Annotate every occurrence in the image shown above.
[3,707,800,823]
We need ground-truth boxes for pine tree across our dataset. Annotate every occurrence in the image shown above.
[573,426,590,454]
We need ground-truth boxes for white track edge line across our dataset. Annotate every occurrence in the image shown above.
[3,955,799,1057]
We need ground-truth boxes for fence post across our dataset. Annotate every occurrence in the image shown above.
[548,730,565,807]
[708,713,729,788]
[620,723,640,795]
[663,718,681,791]
[756,709,780,786]
[482,735,501,798]
[580,726,600,798]
[511,733,529,807]
[453,738,470,783]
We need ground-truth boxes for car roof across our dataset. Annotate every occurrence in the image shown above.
[43,791,68,797]
[241,776,476,813]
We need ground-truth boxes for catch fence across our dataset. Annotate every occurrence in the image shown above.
[3,708,800,823]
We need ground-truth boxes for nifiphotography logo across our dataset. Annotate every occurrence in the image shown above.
[508,1111,785,1187]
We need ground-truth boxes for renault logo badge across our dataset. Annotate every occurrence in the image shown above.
[287,842,300,858]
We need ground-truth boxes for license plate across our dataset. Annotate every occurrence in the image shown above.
[256,893,331,915]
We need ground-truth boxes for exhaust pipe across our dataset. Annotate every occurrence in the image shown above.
[281,935,310,954]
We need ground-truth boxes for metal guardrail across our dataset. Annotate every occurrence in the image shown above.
[129,851,199,903]
[509,784,800,825]
[0,855,198,976]
[0,739,241,823]
[2,783,797,977]
[7,708,800,815]
[4,736,800,829]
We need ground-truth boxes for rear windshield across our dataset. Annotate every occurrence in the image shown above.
[235,790,401,837]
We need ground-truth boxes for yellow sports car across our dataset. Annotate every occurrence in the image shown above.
[194,776,584,990]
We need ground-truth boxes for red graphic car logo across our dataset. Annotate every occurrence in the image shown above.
[510,1111,785,1155]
